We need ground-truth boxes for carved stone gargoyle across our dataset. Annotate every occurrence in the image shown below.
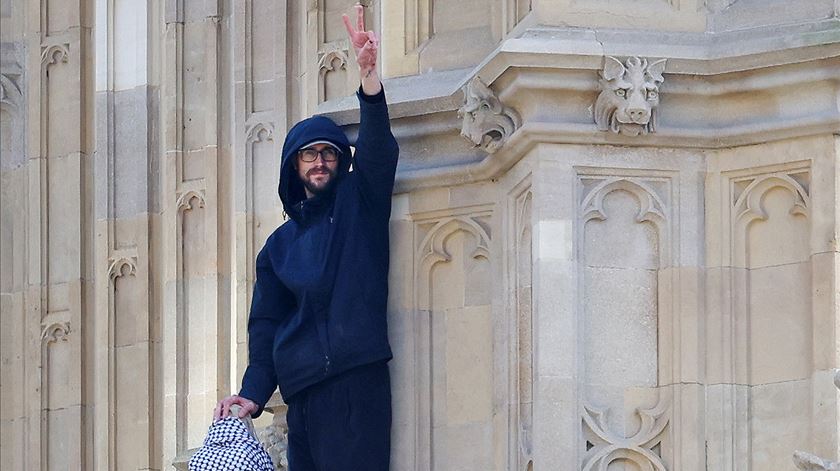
[595,56,666,136]
[458,76,521,153]
[792,371,840,471]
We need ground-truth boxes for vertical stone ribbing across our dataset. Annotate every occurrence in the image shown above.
[93,0,158,469]
[23,0,95,469]
[161,0,230,464]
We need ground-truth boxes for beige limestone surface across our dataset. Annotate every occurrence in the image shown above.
[1,0,840,470]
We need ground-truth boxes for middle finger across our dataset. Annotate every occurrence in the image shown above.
[356,3,365,32]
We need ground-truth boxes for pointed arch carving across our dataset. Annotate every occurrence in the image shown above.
[411,211,493,469]
[577,170,676,466]
[40,43,70,68]
[317,49,348,76]
[108,256,138,281]
[416,216,491,281]
[41,321,71,344]
[317,49,349,103]
[733,173,809,225]
[176,189,207,212]
[246,122,274,144]
[580,177,670,266]
[581,178,667,227]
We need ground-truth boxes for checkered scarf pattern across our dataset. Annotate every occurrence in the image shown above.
[188,416,275,471]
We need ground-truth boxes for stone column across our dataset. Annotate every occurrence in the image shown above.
[159,0,234,465]
[92,0,161,468]
[16,0,95,468]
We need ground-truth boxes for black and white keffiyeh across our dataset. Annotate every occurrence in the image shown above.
[189,416,275,471]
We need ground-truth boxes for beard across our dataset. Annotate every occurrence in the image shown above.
[301,166,338,196]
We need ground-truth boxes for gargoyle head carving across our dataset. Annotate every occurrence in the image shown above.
[458,76,520,153]
[595,56,666,136]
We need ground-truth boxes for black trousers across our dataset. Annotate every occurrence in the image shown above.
[285,362,391,471]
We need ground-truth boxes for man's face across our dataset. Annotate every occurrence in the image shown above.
[296,143,340,198]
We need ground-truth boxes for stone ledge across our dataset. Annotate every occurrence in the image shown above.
[320,18,840,120]
[316,20,840,193]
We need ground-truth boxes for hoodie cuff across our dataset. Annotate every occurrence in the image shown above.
[237,389,266,418]
[357,85,386,104]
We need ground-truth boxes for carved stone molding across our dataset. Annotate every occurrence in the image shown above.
[412,210,493,468]
[733,173,809,224]
[246,122,274,144]
[581,178,668,227]
[317,48,349,103]
[580,175,672,266]
[595,56,666,136]
[40,43,70,68]
[458,76,521,154]
[41,321,71,344]
[108,256,138,280]
[176,189,207,212]
[317,49,348,76]
[582,398,670,471]
[417,215,491,276]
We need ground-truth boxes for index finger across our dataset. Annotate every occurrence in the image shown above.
[342,13,355,36]
[355,3,364,32]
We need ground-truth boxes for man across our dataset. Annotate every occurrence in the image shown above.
[213,5,398,470]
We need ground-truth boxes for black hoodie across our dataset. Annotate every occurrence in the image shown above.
[238,88,399,414]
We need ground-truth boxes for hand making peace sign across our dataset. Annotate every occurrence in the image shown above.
[342,3,379,78]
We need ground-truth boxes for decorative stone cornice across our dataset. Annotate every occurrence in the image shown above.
[316,20,840,193]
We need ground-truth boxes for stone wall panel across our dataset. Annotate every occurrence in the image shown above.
[577,170,675,470]
[706,135,838,469]
[411,211,495,470]
[161,0,229,463]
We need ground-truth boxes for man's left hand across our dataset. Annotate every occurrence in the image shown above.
[342,3,381,95]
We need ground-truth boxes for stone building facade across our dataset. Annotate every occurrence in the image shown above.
[1,0,839,470]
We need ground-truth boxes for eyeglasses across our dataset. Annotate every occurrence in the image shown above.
[298,147,340,163]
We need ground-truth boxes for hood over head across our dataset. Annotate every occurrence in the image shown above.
[279,115,352,221]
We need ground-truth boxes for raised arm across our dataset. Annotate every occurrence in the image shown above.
[343,4,399,215]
